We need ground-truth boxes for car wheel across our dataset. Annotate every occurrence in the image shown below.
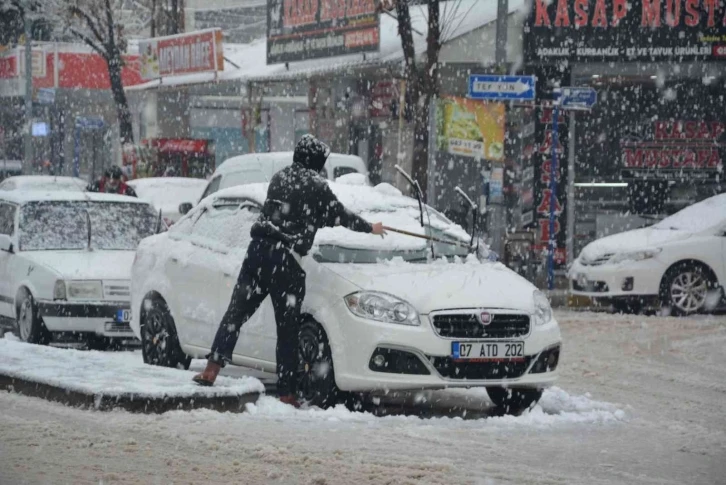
[297,320,339,408]
[662,263,715,316]
[140,297,191,370]
[486,387,542,416]
[16,291,50,345]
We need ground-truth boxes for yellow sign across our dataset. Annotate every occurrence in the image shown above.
[437,96,505,161]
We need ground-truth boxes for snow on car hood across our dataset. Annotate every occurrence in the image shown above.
[21,250,134,280]
[579,227,692,261]
[322,259,537,314]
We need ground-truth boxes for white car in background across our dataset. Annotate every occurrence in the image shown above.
[178,152,369,215]
[127,177,207,225]
[0,191,160,348]
[570,193,726,315]
[131,182,561,414]
[0,175,87,192]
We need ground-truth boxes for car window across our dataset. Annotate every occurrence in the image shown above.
[0,202,16,235]
[200,176,221,201]
[190,201,260,249]
[333,166,358,179]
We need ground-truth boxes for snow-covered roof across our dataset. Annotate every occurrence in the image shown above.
[0,176,87,192]
[128,0,523,90]
[0,190,149,205]
[127,177,208,213]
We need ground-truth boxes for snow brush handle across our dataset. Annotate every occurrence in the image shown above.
[382,226,470,249]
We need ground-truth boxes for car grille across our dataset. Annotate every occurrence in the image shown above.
[572,279,609,292]
[428,355,532,380]
[431,312,530,339]
[103,281,130,298]
[580,253,614,266]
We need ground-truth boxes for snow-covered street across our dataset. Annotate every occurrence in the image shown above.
[1,310,724,485]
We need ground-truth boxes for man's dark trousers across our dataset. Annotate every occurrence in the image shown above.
[209,238,306,396]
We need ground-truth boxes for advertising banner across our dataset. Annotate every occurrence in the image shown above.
[267,0,380,64]
[524,0,726,62]
[436,96,505,161]
[139,29,224,80]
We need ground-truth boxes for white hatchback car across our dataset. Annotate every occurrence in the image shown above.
[131,182,561,413]
[570,193,726,315]
[0,191,160,347]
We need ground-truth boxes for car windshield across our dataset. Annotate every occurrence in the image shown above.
[19,201,158,251]
[652,193,726,233]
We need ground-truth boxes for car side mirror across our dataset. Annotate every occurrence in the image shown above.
[179,202,193,215]
[0,234,13,253]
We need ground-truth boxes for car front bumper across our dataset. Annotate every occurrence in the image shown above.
[37,300,134,338]
[321,302,562,392]
[569,258,667,299]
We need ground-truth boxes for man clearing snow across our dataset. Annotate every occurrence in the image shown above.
[193,135,386,407]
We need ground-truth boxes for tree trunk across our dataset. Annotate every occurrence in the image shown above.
[106,53,134,145]
[412,91,431,202]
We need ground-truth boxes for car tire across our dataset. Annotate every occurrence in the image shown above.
[486,387,542,416]
[297,320,339,408]
[140,297,191,370]
[661,262,716,316]
[16,291,51,345]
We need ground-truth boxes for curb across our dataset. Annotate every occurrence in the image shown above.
[0,374,260,414]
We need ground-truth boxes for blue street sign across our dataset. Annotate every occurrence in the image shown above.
[555,87,597,110]
[468,75,536,101]
[37,88,55,104]
[75,116,104,130]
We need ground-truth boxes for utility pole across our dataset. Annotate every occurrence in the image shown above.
[23,11,33,170]
[487,0,508,257]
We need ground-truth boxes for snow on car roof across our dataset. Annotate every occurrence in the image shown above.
[0,175,87,191]
[0,190,149,205]
[653,192,726,233]
[128,177,208,214]
[200,182,471,251]
[215,152,294,175]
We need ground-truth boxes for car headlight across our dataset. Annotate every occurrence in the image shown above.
[610,248,661,264]
[53,280,67,300]
[532,290,552,326]
[66,280,103,300]
[344,291,420,326]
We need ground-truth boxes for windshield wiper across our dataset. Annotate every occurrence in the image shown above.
[85,210,92,251]
[395,165,434,259]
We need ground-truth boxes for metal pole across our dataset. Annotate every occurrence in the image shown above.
[547,105,559,290]
[23,14,33,171]
[486,0,508,258]
[566,112,576,266]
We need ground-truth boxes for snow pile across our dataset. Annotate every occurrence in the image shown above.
[0,338,263,398]
[243,386,625,428]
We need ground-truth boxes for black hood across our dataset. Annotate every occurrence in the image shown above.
[293,134,330,173]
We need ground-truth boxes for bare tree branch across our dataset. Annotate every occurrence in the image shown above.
[68,5,106,44]
[69,27,108,58]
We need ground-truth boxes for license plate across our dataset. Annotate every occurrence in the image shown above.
[115,309,131,323]
[452,341,525,362]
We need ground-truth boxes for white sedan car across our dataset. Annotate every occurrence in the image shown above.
[0,175,87,192]
[131,182,561,414]
[0,191,160,348]
[570,193,726,315]
[127,177,208,225]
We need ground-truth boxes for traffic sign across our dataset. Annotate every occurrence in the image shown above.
[468,75,536,101]
[554,87,597,110]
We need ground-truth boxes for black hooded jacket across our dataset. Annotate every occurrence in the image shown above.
[250,136,372,256]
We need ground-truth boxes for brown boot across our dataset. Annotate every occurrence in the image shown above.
[192,361,221,387]
[279,394,301,409]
